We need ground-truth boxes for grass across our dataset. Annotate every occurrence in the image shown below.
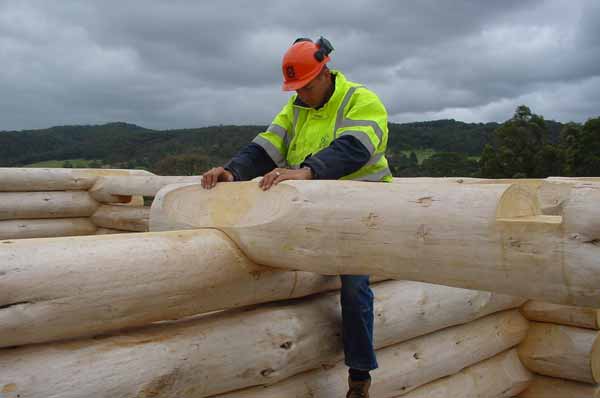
[24,159,102,168]
[400,149,437,164]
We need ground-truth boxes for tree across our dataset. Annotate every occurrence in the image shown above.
[479,105,561,178]
[62,160,73,168]
[420,152,479,177]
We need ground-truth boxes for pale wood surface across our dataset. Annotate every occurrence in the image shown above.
[518,375,600,398]
[94,227,131,235]
[0,218,96,239]
[518,322,600,384]
[400,349,532,398]
[215,311,529,398]
[150,181,600,307]
[0,283,524,397]
[0,168,152,192]
[522,300,600,329]
[91,204,150,231]
[0,191,99,220]
[90,175,202,199]
[0,226,523,348]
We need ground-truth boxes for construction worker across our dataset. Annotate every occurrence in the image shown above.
[202,37,391,398]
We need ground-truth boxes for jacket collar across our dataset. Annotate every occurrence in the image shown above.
[293,70,346,111]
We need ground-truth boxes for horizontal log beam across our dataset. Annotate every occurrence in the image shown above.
[0,283,524,397]
[215,311,529,398]
[401,349,531,398]
[518,322,600,384]
[0,168,152,192]
[521,300,600,329]
[91,205,150,232]
[0,230,523,348]
[89,175,202,201]
[0,191,99,220]
[0,218,96,240]
[150,181,600,307]
[518,375,600,398]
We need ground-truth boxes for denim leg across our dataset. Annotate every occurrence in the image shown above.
[340,275,378,370]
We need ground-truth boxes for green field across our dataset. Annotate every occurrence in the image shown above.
[401,149,437,164]
[25,159,102,168]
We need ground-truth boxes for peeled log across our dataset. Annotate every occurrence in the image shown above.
[0,229,336,347]
[91,204,150,232]
[521,300,600,329]
[0,167,152,192]
[0,218,96,239]
[518,375,600,398]
[0,191,99,220]
[401,349,531,398]
[150,181,600,307]
[518,322,600,384]
[0,283,524,398]
[216,311,529,398]
[90,175,202,201]
[95,227,130,235]
[0,229,522,348]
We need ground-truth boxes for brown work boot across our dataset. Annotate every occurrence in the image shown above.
[346,376,371,398]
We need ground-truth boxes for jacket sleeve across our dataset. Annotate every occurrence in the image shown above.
[250,102,294,168]
[301,135,371,179]
[224,143,276,181]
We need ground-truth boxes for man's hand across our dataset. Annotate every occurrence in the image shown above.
[201,166,234,189]
[259,167,312,191]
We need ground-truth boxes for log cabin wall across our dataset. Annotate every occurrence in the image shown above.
[1,170,599,397]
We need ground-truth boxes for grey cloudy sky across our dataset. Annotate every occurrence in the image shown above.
[1,0,599,131]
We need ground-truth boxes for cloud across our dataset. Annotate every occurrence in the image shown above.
[0,0,598,131]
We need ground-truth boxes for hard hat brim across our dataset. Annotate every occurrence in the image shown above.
[281,57,330,91]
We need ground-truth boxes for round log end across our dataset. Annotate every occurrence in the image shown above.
[496,183,540,219]
[592,332,600,383]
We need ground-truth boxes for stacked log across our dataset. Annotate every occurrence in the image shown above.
[0,281,526,398]
[517,301,600,394]
[0,168,152,239]
[519,375,600,397]
[150,180,600,307]
[214,311,528,397]
[91,204,150,232]
[0,230,522,347]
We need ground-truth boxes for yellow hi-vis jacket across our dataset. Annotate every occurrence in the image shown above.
[252,70,392,182]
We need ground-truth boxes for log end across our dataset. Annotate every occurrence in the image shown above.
[496,183,541,219]
[592,331,600,383]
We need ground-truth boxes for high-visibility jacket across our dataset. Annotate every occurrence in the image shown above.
[252,70,392,182]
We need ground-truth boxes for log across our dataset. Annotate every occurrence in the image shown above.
[149,181,600,307]
[89,175,202,202]
[521,300,600,329]
[0,191,99,220]
[91,205,150,232]
[518,322,600,384]
[518,375,600,398]
[94,227,130,235]
[215,311,529,398]
[0,229,523,347]
[0,286,525,398]
[0,168,152,192]
[0,218,96,240]
[400,349,532,398]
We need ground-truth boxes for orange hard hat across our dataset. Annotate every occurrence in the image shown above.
[281,37,333,91]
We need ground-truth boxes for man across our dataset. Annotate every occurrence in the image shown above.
[202,37,391,398]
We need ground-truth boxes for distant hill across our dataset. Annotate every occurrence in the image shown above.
[0,119,565,173]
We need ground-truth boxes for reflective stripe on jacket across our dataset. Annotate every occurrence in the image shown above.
[252,70,392,182]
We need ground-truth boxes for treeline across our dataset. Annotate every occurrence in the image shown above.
[1,107,598,178]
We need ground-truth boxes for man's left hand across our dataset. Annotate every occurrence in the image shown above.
[259,167,313,191]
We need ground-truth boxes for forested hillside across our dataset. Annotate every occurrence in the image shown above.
[1,106,597,178]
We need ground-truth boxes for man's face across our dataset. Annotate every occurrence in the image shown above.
[296,71,330,108]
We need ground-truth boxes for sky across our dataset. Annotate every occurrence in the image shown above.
[0,0,599,131]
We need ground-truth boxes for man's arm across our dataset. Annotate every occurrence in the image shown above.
[224,143,277,181]
[301,135,371,179]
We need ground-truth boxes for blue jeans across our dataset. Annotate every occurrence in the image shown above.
[340,275,378,370]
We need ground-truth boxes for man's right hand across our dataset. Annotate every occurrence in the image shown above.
[201,166,234,189]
